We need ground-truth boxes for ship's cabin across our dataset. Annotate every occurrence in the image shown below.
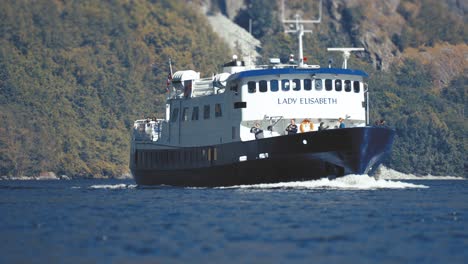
[133,55,369,147]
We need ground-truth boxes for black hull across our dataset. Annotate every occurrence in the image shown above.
[131,127,395,187]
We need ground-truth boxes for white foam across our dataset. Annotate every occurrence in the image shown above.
[376,166,465,180]
[88,184,137,189]
[222,174,428,190]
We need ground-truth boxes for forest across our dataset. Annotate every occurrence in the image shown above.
[0,0,466,178]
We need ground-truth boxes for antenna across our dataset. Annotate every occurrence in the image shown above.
[327,48,365,69]
[282,0,322,67]
[168,57,173,76]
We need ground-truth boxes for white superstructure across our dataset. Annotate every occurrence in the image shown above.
[134,55,368,148]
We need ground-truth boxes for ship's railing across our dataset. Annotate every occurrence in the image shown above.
[132,119,163,142]
[253,63,320,70]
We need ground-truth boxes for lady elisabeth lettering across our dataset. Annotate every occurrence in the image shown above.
[277,97,338,105]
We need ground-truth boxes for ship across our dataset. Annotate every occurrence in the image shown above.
[129,4,395,187]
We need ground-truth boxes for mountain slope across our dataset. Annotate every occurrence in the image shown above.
[0,0,466,178]
[0,0,229,178]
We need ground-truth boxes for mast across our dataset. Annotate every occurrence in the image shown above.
[282,0,322,67]
[169,58,173,76]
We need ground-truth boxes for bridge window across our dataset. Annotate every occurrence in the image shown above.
[182,107,189,121]
[270,80,279,92]
[203,105,210,119]
[335,79,342,92]
[315,79,322,90]
[344,80,351,92]
[304,79,312,91]
[192,106,199,120]
[325,79,332,91]
[259,80,268,92]
[354,81,360,93]
[171,108,179,122]
[248,81,256,93]
[229,81,239,92]
[215,103,222,117]
[282,79,290,91]
[293,79,301,91]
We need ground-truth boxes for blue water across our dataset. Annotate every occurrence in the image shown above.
[1,176,467,263]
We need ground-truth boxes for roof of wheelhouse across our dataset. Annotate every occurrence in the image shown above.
[226,67,368,82]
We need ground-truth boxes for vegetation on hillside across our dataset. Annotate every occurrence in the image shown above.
[0,0,229,178]
[0,0,466,178]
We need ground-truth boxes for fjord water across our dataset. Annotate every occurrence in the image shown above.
[1,176,467,263]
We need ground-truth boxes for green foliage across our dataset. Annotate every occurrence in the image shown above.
[369,61,466,176]
[0,0,229,178]
[0,0,466,178]
[395,59,432,88]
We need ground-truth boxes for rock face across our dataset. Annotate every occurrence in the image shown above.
[38,171,59,180]
[326,0,405,71]
[205,12,261,61]
[199,0,260,61]
[223,0,246,20]
[197,0,465,84]
[200,0,404,70]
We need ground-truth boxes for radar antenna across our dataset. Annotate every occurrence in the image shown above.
[327,48,365,69]
[282,0,322,67]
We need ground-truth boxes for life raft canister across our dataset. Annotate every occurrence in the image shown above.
[299,119,314,133]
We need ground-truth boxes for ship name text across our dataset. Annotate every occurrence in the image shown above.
[277,97,338,105]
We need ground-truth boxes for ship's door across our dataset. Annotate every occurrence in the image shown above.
[168,100,182,145]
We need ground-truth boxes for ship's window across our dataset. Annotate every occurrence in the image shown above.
[192,106,199,120]
[234,102,247,108]
[353,81,360,93]
[282,79,290,91]
[232,126,236,140]
[248,81,256,93]
[213,148,218,161]
[335,79,342,92]
[171,108,179,122]
[270,80,279,92]
[344,80,351,92]
[259,80,267,92]
[144,152,148,168]
[304,79,312,91]
[202,149,207,161]
[203,105,210,119]
[325,79,332,91]
[293,79,301,91]
[182,107,189,121]
[229,81,238,92]
[315,79,322,90]
[215,103,222,117]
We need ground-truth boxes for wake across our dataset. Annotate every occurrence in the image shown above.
[222,174,429,190]
[71,184,137,190]
[376,166,465,180]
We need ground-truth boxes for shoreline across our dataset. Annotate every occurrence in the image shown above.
[1,168,464,181]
